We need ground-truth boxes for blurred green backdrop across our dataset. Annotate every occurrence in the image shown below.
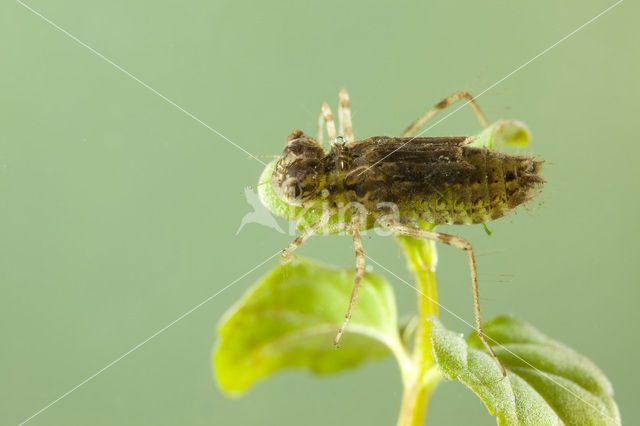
[2,0,638,424]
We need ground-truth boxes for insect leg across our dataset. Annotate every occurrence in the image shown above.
[281,211,333,264]
[334,211,365,346]
[338,88,355,143]
[317,103,337,147]
[401,91,489,137]
[378,218,507,377]
[317,112,325,146]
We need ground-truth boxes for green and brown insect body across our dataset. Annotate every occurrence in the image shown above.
[261,89,544,376]
[272,133,543,229]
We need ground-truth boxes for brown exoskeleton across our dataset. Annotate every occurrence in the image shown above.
[270,89,544,376]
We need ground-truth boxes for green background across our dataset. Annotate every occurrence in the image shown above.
[2,0,638,424]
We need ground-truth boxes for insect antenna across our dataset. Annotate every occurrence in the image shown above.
[246,181,270,191]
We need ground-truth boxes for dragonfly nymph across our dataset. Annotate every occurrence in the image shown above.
[266,89,544,376]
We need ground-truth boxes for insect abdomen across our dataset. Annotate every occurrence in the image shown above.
[419,148,544,225]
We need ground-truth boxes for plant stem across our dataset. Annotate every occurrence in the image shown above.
[396,232,442,426]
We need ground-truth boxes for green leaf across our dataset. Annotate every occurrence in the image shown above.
[214,258,407,396]
[471,119,531,149]
[430,316,620,425]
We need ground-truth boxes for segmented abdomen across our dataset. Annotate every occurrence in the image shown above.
[418,148,544,225]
